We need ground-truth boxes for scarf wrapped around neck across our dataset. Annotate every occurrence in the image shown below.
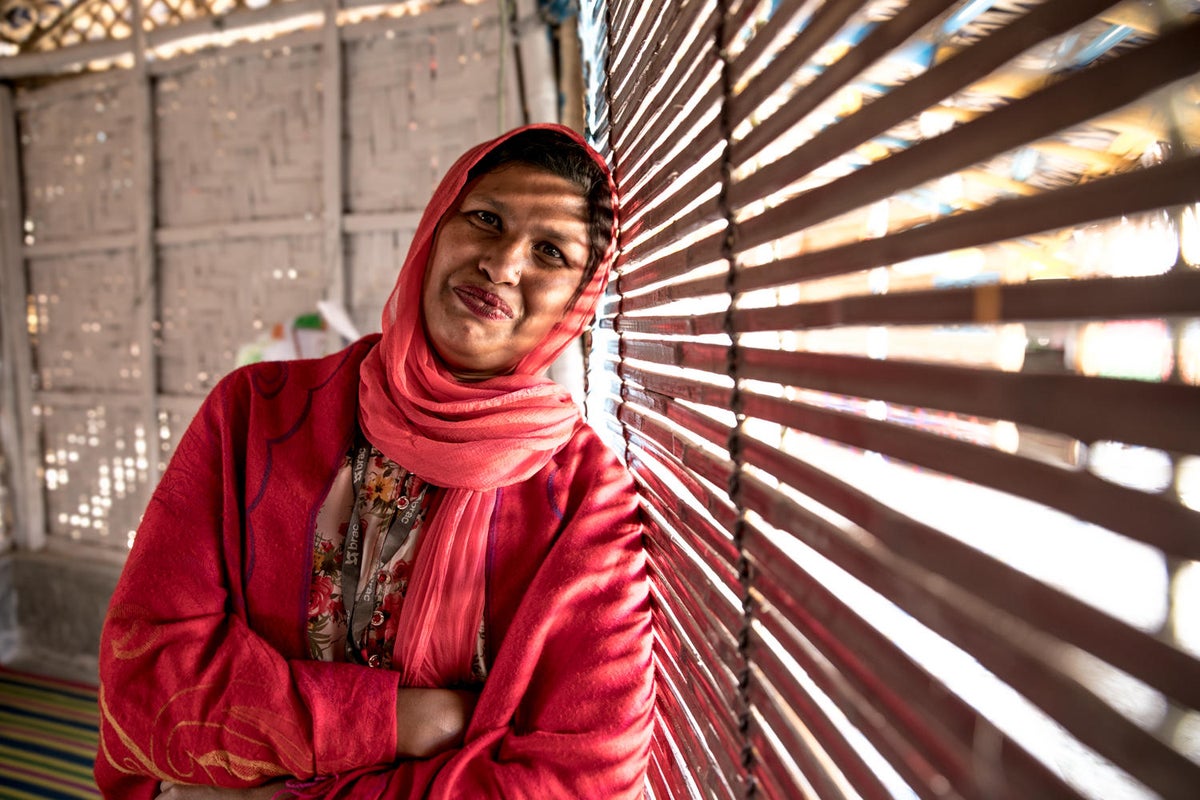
[357,124,618,687]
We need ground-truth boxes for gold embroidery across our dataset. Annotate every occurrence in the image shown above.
[99,684,171,779]
[103,677,311,783]
[107,604,162,660]
[194,751,290,781]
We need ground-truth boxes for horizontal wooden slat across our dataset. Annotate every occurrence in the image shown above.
[615,338,1200,455]
[748,650,897,800]
[614,229,724,296]
[618,69,723,187]
[609,3,667,106]
[613,370,1200,559]
[619,409,739,532]
[647,577,743,753]
[602,308,723,337]
[645,741,669,800]
[631,453,742,585]
[613,270,1200,334]
[613,11,719,165]
[730,0,1124,207]
[619,197,725,279]
[733,21,1200,253]
[618,97,725,237]
[621,383,730,450]
[725,0,813,89]
[747,676,860,800]
[648,722,697,800]
[607,0,645,81]
[741,391,1200,559]
[719,0,760,52]
[738,481,1200,799]
[648,510,739,647]
[621,157,723,250]
[654,639,746,799]
[744,731,795,800]
[611,0,711,135]
[750,524,1088,800]
[724,0,871,147]
[615,363,731,408]
[619,402,739,496]
[649,565,741,702]
[731,0,955,166]
[753,602,964,800]
[652,670,735,800]
[742,430,1200,711]
[647,552,744,734]
[749,160,1200,303]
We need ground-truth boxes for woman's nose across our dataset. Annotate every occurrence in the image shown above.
[479,240,525,285]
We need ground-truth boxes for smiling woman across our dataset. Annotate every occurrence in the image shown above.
[95,125,653,800]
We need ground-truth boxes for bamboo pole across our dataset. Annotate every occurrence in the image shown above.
[0,84,46,550]
[129,0,161,511]
[321,0,346,352]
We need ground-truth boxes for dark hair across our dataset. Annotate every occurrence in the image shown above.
[467,129,615,289]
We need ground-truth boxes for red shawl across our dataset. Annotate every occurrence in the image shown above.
[357,124,618,688]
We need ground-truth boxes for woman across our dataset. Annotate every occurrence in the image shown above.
[96,124,654,799]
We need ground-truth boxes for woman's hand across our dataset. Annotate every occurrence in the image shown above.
[394,687,479,759]
[157,781,283,799]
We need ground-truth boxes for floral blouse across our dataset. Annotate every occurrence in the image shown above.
[307,444,488,681]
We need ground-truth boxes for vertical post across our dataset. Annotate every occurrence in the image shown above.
[514,0,557,124]
[321,0,345,348]
[0,83,46,550]
[129,0,161,523]
[559,16,585,133]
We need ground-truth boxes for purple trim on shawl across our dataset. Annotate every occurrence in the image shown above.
[250,360,289,399]
[545,464,563,522]
[244,345,363,587]
[485,486,502,671]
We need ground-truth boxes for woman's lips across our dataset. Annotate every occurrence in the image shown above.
[453,284,514,321]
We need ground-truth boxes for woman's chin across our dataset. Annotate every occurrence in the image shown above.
[433,349,512,382]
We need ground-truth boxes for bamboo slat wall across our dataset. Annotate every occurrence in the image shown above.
[580,0,1200,798]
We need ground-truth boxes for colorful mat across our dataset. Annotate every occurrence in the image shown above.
[0,667,101,799]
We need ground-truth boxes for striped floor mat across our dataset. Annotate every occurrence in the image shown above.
[0,667,100,799]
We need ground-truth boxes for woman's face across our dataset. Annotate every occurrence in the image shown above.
[421,162,592,381]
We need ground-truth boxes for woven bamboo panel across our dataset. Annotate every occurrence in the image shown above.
[346,228,417,335]
[344,3,521,213]
[157,234,327,394]
[17,76,136,242]
[27,249,141,393]
[38,399,152,549]
[155,43,323,227]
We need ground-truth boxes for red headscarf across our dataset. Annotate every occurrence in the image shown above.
[357,124,618,687]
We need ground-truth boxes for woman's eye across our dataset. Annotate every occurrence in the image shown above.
[471,210,500,228]
[539,243,565,261]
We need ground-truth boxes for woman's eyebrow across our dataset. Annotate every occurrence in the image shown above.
[468,192,588,244]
